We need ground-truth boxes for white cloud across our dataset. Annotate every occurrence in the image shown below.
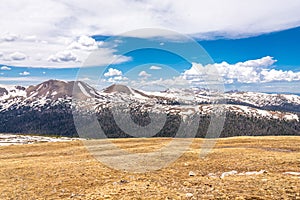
[1,33,19,42]
[9,52,26,61]
[1,66,11,70]
[183,56,300,84]
[19,71,30,76]
[127,56,300,90]
[48,50,78,63]
[261,69,300,82]
[212,56,277,83]
[0,33,39,43]
[23,35,37,42]
[68,35,102,50]
[0,35,131,68]
[1,1,300,69]
[138,71,151,78]
[107,76,128,83]
[1,0,300,39]
[104,68,122,77]
[149,65,162,70]
[102,68,130,83]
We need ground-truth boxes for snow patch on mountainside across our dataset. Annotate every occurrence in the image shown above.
[198,104,299,122]
[0,80,299,123]
[0,86,27,101]
[77,82,91,97]
[225,92,300,107]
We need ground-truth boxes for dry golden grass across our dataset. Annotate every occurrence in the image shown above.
[0,136,299,199]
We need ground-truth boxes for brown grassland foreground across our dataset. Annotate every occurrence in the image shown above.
[0,136,299,199]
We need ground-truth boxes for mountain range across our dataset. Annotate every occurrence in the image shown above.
[0,80,299,138]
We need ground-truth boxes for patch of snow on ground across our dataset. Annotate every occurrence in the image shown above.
[220,170,238,178]
[283,172,300,176]
[213,170,267,179]
[238,170,267,176]
[0,134,83,146]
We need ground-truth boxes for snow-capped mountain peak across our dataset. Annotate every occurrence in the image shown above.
[0,80,299,137]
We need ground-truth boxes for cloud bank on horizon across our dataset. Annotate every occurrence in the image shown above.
[0,0,300,92]
[100,57,300,88]
[184,57,300,84]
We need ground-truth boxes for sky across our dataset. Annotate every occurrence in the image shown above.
[1,0,300,93]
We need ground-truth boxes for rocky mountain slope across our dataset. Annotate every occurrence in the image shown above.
[0,80,299,137]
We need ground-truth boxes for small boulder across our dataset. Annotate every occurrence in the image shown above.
[186,193,193,198]
[189,171,196,176]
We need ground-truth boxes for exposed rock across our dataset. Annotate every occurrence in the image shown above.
[189,171,196,176]
[185,193,193,198]
[220,170,238,179]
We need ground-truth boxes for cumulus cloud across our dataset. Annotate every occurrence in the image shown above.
[127,56,300,89]
[68,35,102,50]
[48,51,78,63]
[0,35,131,68]
[213,56,277,83]
[149,65,162,70]
[0,33,39,43]
[183,56,300,84]
[1,66,11,70]
[1,33,19,42]
[104,68,123,77]
[138,71,151,78]
[107,76,128,83]
[128,56,300,90]
[19,71,30,76]
[261,69,300,82]
[9,52,26,61]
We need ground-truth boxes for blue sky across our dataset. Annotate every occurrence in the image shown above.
[1,0,300,93]
[201,27,300,70]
